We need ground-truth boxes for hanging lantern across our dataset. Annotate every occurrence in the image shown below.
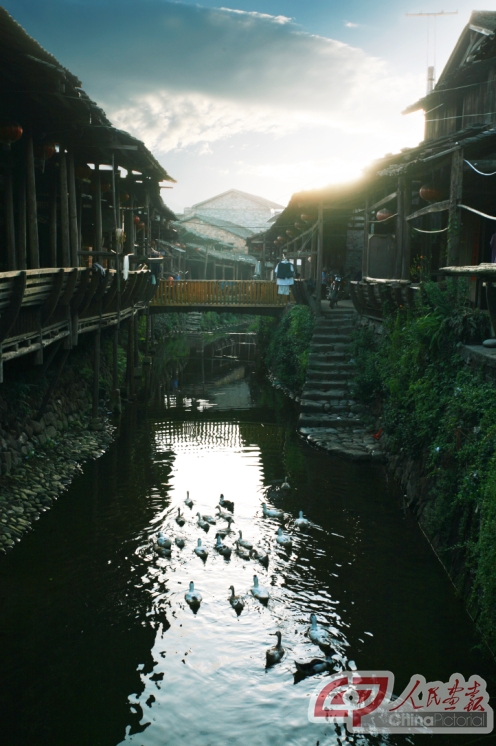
[294,221,304,230]
[286,230,295,238]
[277,235,284,241]
[300,213,316,223]
[75,164,92,180]
[34,142,56,160]
[376,208,394,221]
[0,123,23,145]
[419,184,443,202]
[100,181,111,194]
[133,215,141,225]
[273,240,280,246]
[138,221,146,231]
[119,191,130,203]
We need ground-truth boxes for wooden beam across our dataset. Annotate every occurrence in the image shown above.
[448,149,464,265]
[401,177,412,280]
[59,151,70,267]
[362,193,370,277]
[67,152,79,266]
[369,191,397,212]
[4,165,16,270]
[42,268,65,324]
[94,163,102,253]
[17,174,27,270]
[406,200,450,222]
[0,271,26,343]
[25,133,40,268]
[49,177,57,267]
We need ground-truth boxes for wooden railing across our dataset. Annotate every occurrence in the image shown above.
[151,280,290,308]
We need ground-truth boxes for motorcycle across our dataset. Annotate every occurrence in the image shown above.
[326,274,342,308]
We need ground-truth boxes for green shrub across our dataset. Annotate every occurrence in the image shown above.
[257,306,314,392]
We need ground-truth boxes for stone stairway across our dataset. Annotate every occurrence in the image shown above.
[298,307,385,462]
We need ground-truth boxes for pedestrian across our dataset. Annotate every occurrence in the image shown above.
[274,253,295,295]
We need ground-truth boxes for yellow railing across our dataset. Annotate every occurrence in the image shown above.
[151,280,291,307]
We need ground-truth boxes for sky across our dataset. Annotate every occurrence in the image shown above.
[4,0,492,212]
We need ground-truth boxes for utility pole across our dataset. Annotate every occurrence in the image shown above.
[406,10,458,93]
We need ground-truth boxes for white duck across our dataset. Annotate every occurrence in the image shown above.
[219,493,234,512]
[281,476,290,490]
[237,531,253,550]
[175,536,185,548]
[201,513,217,525]
[194,538,209,560]
[214,534,232,558]
[262,503,284,519]
[156,531,172,549]
[266,631,285,666]
[197,513,210,532]
[155,543,172,557]
[307,613,331,649]
[228,585,244,614]
[176,508,186,527]
[276,527,292,548]
[294,511,311,529]
[216,506,232,522]
[295,654,333,677]
[184,581,202,608]
[184,491,193,508]
[251,575,270,604]
[235,541,251,561]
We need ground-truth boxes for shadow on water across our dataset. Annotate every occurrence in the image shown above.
[0,333,494,745]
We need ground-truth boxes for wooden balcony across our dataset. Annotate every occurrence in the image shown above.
[150,279,291,313]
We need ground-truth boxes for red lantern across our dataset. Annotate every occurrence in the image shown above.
[301,213,316,223]
[75,164,92,180]
[34,143,56,160]
[119,192,130,203]
[419,184,443,202]
[0,123,23,145]
[376,208,393,221]
[138,222,146,231]
[286,230,295,237]
[133,216,141,225]
[294,222,304,230]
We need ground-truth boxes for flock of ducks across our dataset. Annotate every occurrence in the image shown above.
[154,483,339,675]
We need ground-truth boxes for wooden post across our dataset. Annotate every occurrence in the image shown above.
[94,162,102,254]
[127,316,135,398]
[448,148,464,266]
[67,152,79,266]
[25,132,40,268]
[261,238,266,279]
[401,178,412,279]
[17,174,27,270]
[395,177,404,279]
[362,193,370,278]
[316,203,324,310]
[5,165,16,270]
[113,325,119,390]
[49,177,57,267]
[59,150,70,267]
[204,248,209,278]
[92,328,101,420]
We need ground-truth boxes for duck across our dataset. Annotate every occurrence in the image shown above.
[250,546,269,568]
[214,534,232,558]
[215,506,232,522]
[216,516,234,537]
[194,538,209,560]
[228,585,244,614]
[266,631,285,666]
[184,491,193,508]
[235,541,251,560]
[156,531,172,549]
[184,581,202,608]
[262,503,284,519]
[219,493,234,512]
[176,508,186,527]
[307,613,331,649]
[251,575,270,604]
[196,513,210,532]
[276,527,292,548]
[201,513,217,525]
[294,511,311,529]
[155,543,172,557]
[175,536,186,549]
[294,654,333,677]
[237,530,253,550]
[281,476,290,490]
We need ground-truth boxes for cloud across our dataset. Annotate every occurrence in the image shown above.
[345,21,359,28]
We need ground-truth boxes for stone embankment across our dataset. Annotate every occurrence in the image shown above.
[298,306,385,462]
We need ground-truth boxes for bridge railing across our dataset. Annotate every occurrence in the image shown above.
[152,280,290,307]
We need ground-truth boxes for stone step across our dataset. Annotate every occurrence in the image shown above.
[312,336,353,346]
[303,379,351,391]
[299,428,386,463]
[299,413,364,428]
[308,351,347,362]
[301,388,349,400]
[309,342,351,352]
[307,361,355,373]
[306,369,354,382]
[300,399,358,413]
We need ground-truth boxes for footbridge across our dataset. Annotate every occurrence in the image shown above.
[150,279,293,315]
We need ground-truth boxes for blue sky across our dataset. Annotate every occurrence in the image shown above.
[3,1,484,211]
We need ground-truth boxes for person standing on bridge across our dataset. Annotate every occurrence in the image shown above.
[274,253,295,296]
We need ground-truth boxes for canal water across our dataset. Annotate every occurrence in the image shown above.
[0,333,494,746]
